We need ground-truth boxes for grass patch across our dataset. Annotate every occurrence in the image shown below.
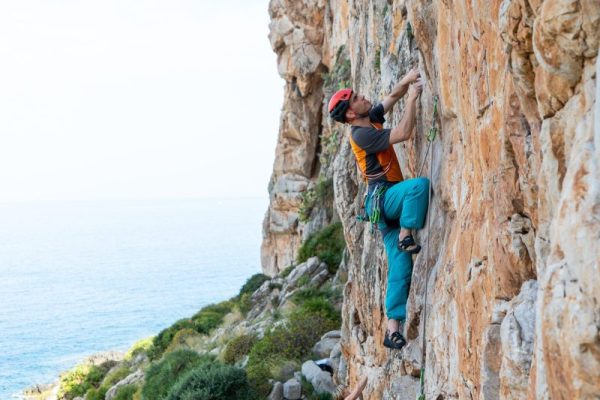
[148,301,234,359]
[299,178,334,223]
[86,364,133,400]
[245,300,341,397]
[165,328,204,353]
[279,265,295,278]
[148,319,195,360]
[238,273,270,297]
[112,384,138,400]
[297,222,345,273]
[165,363,254,400]
[222,334,258,365]
[57,361,115,400]
[319,129,340,171]
[238,293,253,316]
[124,337,153,361]
[236,273,271,316]
[142,350,213,400]
[192,301,234,333]
[301,376,334,400]
[297,275,311,287]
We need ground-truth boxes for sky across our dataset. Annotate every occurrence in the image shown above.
[0,0,283,202]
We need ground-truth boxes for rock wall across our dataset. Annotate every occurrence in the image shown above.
[263,0,599,398]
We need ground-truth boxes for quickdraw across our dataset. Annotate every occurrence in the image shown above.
[426,96,438,142]
[418,95,439,177]
[368,184,386,232]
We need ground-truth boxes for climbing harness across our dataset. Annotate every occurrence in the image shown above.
[357,181,399,236]
[417,95,439,400]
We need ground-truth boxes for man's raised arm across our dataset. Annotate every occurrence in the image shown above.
[388,78,423,144]
[381,67,421,113]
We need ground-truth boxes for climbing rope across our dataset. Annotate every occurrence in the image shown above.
[417,95,438,400]
[417,96,438,177]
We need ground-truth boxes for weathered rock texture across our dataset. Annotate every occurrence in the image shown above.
[263,0,599,399]
[261,0,329,276]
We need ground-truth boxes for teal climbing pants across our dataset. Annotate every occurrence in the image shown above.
[365,177,430,321]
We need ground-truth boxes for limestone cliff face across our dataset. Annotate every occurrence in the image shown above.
[263,0,599,399]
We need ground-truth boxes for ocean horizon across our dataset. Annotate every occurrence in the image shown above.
[0,197,267,398]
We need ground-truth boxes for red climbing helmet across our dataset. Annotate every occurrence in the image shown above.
[328,88,353,122]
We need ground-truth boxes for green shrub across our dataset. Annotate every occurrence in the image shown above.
[149,301,234,359]
[315,178,334,207]
[103,364,132,387]
[193,311,225,334]
[301,376,334,400]
[279,265,295,278]
[85,364,132,400]
[222,334,257,364]
[297,298,341,326]
[299,178,334,223]
[272,359,300,382]
[113,384,137,400]
[374,47,381,74]
[192,302,234,320]
[57,362,112,400]
[293,283,343,310]
[319,131,341,172]
[192,301,234,333]
[165,328,204,353]
[245,301,340,397]
[297,222,345,273]
[298,188,317,222]
[238,293,252,316]
[148,318,196,359]
[142,350,212,400]
[297,275,311,287]
[86,387,107,400]
[125,337,153,361]
[245,361,272,398]
[238,273,270,297]
[165,363,253,400]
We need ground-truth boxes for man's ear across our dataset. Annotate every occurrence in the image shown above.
[345,109,355,122]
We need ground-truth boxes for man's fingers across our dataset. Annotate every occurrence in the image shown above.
[410,68,420,81]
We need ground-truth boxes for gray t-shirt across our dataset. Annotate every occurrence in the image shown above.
[350,103,396,183]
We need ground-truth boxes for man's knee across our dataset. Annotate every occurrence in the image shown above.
[414,177,430,192]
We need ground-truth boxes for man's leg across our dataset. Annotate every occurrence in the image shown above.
[380,178,430,340]
[382,227,413,324]
[383,177,429,230]
[384,178,429,252]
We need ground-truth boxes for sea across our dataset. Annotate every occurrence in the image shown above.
[0,197,267,399]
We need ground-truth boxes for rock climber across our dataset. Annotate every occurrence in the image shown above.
[328,67,429,350]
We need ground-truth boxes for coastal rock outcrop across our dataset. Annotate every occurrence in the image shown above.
[261,0,329,276]
[263,0,600,398]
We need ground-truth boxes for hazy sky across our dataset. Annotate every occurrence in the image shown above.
[0,0,283,202]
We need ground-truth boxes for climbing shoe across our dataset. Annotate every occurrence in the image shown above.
[398,234,421,254]
[383,331,407,350]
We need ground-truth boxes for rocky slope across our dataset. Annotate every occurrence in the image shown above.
[262,0,599,399]
[23,257,347,400]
